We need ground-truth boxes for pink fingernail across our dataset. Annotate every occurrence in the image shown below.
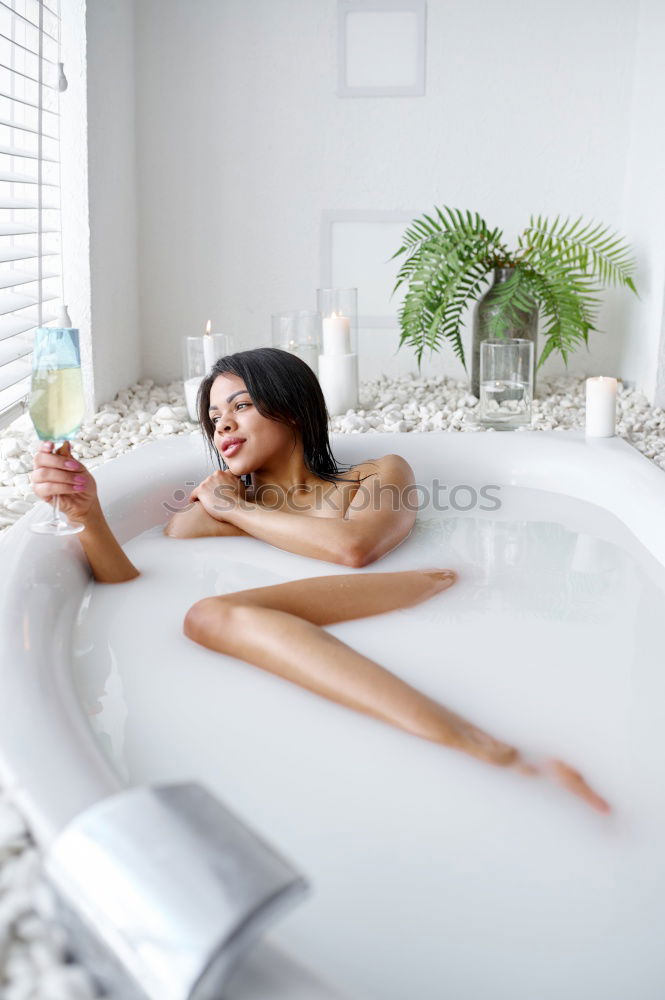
[65,460,79,470]
[73,483,86,491]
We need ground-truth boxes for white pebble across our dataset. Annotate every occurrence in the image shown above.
[94,412,117,427]
[6,500,31,514]
[0,437,21,458]
[35,963,99,1000]
[0,798,27,850]
[153,405,176,421]
[2,974,36,1000]
[29,935,68,970]
[341,414,366,432]
[0,888,35,930]
[31,880,58,921]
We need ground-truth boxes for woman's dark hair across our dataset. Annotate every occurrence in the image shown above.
[197,347,368,485]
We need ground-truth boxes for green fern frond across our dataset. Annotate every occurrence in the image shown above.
[520,215,637,291]
[390,206,505,295]
[519,266,596,369]
[397,242,493,370]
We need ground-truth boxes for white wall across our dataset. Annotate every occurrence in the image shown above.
[132,0,646,389]
[619,0,665,405]
[80,0,665,399]
[61,0,93,415]
[85,0,141,407]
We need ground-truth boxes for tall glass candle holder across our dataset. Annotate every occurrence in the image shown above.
[478,338,533,429]
[182,328,233,422]
[316,287,359,415]
[271,310,322,375]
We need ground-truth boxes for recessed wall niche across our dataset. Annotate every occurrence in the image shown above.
[320,210,419,327]
[337,0,427,97]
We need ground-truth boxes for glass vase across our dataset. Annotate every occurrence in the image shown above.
[470,267,539,398]
[478,338,533,430]
[271,310,322,375]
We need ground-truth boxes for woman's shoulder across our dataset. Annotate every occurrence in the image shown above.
[346,453,415,484]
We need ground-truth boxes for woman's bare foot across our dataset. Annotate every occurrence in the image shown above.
[542,758,611,813]
[442,711,612,814]
[512,754,611,814]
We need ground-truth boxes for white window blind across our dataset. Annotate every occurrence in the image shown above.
[0,0,62,431]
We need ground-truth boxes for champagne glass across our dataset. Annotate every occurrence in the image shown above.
[29,323,85,535]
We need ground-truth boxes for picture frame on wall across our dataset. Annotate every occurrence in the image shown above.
[337,0,427,98]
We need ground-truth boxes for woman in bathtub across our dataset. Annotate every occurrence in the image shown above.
[30,347,610,814]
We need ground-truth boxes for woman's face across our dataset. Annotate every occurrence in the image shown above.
[208,373,295,474]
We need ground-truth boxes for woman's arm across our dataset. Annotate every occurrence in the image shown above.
[202,455,417,567]
[78,506,141,583]
[165,500,250,539]
[31,441,140,584]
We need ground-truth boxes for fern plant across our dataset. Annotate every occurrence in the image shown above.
[390,207,638,372]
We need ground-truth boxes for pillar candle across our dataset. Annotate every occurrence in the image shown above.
[203,320,216,371]
[585,376,617,437]
[322,312,350,356]
[318,353,358,416]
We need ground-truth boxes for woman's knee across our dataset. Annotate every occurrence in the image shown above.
[183,596,241,646]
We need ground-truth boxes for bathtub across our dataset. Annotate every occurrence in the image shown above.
[1,429,665,1000]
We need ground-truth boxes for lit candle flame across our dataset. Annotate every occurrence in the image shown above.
[205,319,212,336]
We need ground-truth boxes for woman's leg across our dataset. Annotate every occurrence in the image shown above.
[208,567,459,627]
[184,569,518,762]
[183,569,610,812]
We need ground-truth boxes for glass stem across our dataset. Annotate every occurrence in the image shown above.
[52,442,65,524]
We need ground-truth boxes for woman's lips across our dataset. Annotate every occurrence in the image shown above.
[223,440,244,457]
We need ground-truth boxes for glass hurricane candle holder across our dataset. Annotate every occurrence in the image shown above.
[478,338,533,430]
[271,310,322,374]
[182,331,233,422]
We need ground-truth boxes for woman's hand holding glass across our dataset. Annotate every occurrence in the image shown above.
[31,440,100,527]
[29,322,88,534]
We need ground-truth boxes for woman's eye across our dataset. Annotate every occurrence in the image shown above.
[212,402,248,424]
